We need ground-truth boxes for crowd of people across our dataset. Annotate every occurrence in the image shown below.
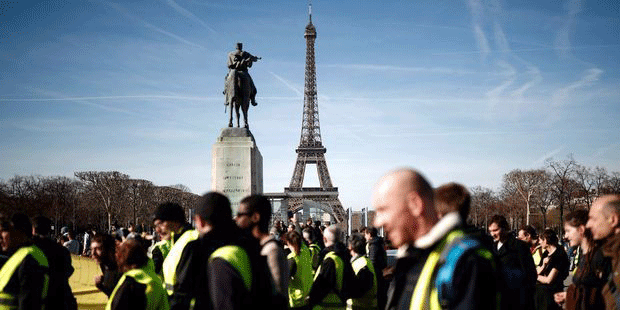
[0,167,620,310]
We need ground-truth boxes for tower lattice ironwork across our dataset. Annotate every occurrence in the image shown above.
[285,6,346,223]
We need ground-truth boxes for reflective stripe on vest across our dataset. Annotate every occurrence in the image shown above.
[162,230,199,295]
[314,251,345,310]
[287,244,313,308]
[0,245,49,310]
[409,230,464,310]
[106,266,170,310]
[209,245,252,291]
[346,256,377,310]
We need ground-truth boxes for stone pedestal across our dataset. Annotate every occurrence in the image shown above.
[211,128,263,214]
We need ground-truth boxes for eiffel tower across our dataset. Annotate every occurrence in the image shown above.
[284,5,346,223]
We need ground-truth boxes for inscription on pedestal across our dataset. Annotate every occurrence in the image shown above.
[211,128,263,214]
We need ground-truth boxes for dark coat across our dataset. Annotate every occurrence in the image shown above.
[601,233,620,310]
[493,236,537,310]
[385,239,499,310]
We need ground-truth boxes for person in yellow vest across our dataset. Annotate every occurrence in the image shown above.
[235,195,289,302]
[106,239,169,310]
[372,168,499,310]
[283,231,313,309]
[303,227,323,274]
[0,213,49,310]
[346,234,377,310]
[170,192,276,310]
[308,225,356,310]
[153,202,189,276]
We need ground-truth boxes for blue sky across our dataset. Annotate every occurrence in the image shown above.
[1,0,619,210]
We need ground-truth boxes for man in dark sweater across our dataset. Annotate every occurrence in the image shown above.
[91,233,122,297]
[488,214,536,310]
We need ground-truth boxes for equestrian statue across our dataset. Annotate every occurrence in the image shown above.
[224,42,260,128]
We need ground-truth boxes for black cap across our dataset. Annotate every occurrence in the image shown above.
[153,202,185,223]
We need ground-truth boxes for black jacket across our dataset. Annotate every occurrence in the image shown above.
[366,237,387,275]
[386,241,499,310]
[309,242,356,307]
[493,236,537,310]
[33,236,77,310]
[170,228,275,310]
[1,244,49,310]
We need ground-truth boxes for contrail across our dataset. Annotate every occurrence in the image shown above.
[165,0,218,34]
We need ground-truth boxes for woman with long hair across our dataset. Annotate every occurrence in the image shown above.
[553,210,610,309]
[535,229,570,310]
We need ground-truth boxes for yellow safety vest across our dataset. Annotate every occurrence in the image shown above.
[106,265,169,310]
[162,229,199,295]
[209,245,252,291]
[155,239,172,261]
[0,245,49,310]
[409,230,496,310]
[288,244,313,308]
[532,245,543,266]
[346,256,377,310]
[313,251,345,310]
[309,244,322,272]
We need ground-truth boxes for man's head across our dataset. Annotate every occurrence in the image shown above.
[194,192,234,234]
[372,168,437,248]
[91,233,116,265]
[586,195,620,240]
[236,42,243,50]
[116,239,148,273]
[32,216,52,237]
[434,182,471,220]
[153,202,186,236]
[323,225,342,247]
[348,233,366,257]
[488,215,509,243]
[364,226,378,242]
[0,213,32,252]
[517,225,537,245]
[235,194,272,234]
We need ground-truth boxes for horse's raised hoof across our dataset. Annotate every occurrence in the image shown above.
[251,101,257,106]
[228,123,233,127]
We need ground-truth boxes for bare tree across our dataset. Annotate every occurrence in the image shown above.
[126,179,155,227]
[546,155,577,230]
[502,169,550,226]
[470,186,498,228]
[573,164,597,209]
[74,171,129,232]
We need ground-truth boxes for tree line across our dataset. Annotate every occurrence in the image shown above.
[469,155,620,233]
[0,171,200,234]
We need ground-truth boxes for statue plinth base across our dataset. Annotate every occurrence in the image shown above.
[211,127,263,214]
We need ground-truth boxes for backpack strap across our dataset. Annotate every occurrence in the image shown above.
[434,237,483,307]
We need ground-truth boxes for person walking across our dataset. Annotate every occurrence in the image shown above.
[0,213,49,310]
[373,168,498,310]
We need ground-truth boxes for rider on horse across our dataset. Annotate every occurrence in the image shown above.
[226,42,259,106]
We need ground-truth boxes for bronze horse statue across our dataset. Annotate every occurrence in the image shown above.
[224,69,256,128]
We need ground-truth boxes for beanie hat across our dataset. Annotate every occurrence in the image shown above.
[153,202,186,223]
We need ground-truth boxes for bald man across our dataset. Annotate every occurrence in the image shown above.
[586,194,620,309]
[308,225,356,309]
[373,168,498,310]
